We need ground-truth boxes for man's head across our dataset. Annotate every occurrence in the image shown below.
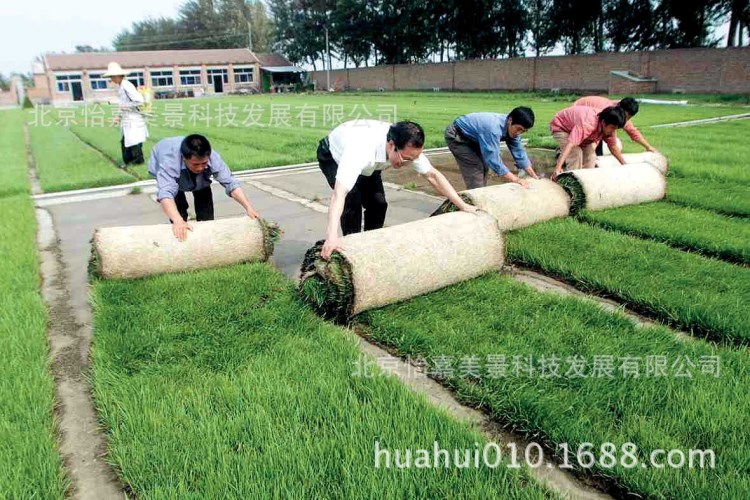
[109,75,124,85]
[618,97,639,120]
[181,134,212,174]
[506,106,535,138]
[387,121,425,169]
[598,106,626,136]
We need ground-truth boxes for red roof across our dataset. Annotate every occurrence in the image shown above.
[44,48,271,71]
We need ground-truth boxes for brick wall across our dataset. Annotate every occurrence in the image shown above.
[309,47,750,94]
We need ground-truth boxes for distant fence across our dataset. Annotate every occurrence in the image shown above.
[310,47,750,94]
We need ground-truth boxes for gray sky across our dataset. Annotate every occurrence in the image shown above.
[0,0,184,75]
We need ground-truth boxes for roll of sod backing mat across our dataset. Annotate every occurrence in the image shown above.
[91,217,280,279]
[299,211,505,323]
[431,179,571,231]
[596,152,669,174]
[557,163,667,215]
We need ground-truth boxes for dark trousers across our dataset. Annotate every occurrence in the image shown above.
[317,139,388,236]
[121,138,144,165]
[174,187,214,222]
[445,122,487,190]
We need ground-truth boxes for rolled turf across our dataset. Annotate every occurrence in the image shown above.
[430,179,571,231]
[91,217,280,279]
[299,211,505,323]
[556,163,666,215]
[595,151,669,174]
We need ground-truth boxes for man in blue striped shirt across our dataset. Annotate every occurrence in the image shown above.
[445,107,538,190]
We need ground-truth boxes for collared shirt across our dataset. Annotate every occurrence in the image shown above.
[574,96,643,143]
[148,136,241,201]
[454,112,531,176]
[549,106,619,150]
[328,120,433,191]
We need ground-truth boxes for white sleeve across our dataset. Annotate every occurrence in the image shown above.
[335,148,370,191]
[123,82,144,105]
[412,152,433,175]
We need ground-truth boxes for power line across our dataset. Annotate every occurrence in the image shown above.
[116,32,249,50]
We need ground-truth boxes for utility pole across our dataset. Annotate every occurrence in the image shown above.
[325,25,331,91]
[247,20,253,52]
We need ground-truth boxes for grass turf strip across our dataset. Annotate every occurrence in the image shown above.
[0,195,67,498]
[647,120,750,184]
[667,178,750,218]
[28,124,133,192]
[0,110,32,198]
[361,273,749,500]
[577,202,750,265]
[91,263,553,499]
[506,218,750,344]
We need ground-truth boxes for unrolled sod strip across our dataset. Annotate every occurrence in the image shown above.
[431,179,571,231]
[596,151,669,175]
[299,211,505,323]
[557,162,667,215]
[91,217,280,279]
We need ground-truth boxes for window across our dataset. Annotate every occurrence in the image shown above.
[234,66,254,83]
[89,73,108,90]
[128,71,145,87]
[151,70,174,88]
[179,69,202,86]
[55,74,82,93]
[207,68,228,84]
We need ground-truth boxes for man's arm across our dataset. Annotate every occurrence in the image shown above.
[624,122,657,152]
[210,151,260,217]
[160,198,192,241]
[477,133,529,187]
[605,135,627,165]
[321,181,349,259]
[424,168,477,212]
[506,136,539,182]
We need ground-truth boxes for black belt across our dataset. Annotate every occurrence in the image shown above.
[453,121,481,151]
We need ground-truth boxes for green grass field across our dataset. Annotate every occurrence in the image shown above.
[28,91,749,192]
[0,110,32,198]
[91,264,554,499]
[28,123,134,192]
[507,218,750,343]
[0,110,67,497]
[578,202,750,264]
[362,273,749,499]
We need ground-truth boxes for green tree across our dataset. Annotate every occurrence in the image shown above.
[528,0,557,56]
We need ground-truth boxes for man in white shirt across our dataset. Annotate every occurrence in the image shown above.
[317,120,477,259]
[103,62,149,166]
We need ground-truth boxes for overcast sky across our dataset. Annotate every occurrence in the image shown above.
[0,0,185,75]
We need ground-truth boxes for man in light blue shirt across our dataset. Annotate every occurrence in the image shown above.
[148,135,260,240]
[445,107,539,190]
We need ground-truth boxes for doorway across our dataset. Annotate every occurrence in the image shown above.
[71,81,83,101]
[213,77,223,93]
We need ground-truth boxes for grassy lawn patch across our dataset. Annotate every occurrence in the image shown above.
[0,195,67,498]
[507,218,750,343]
[91,264,553,499]
[29,124,135,192]
[362,273,749,499]
[578,202,750,264]
[667,178,750,217]
[0,109,31,197]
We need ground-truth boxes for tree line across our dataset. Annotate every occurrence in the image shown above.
[110,0,749,68]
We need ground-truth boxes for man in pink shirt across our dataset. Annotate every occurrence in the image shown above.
[550,106,626,180]
[575,96,657,153]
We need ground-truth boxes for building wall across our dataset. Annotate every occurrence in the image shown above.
[33,62,262,105]
[309,47,750,94]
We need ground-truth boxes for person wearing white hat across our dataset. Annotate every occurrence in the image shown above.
[103,61,149,166]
